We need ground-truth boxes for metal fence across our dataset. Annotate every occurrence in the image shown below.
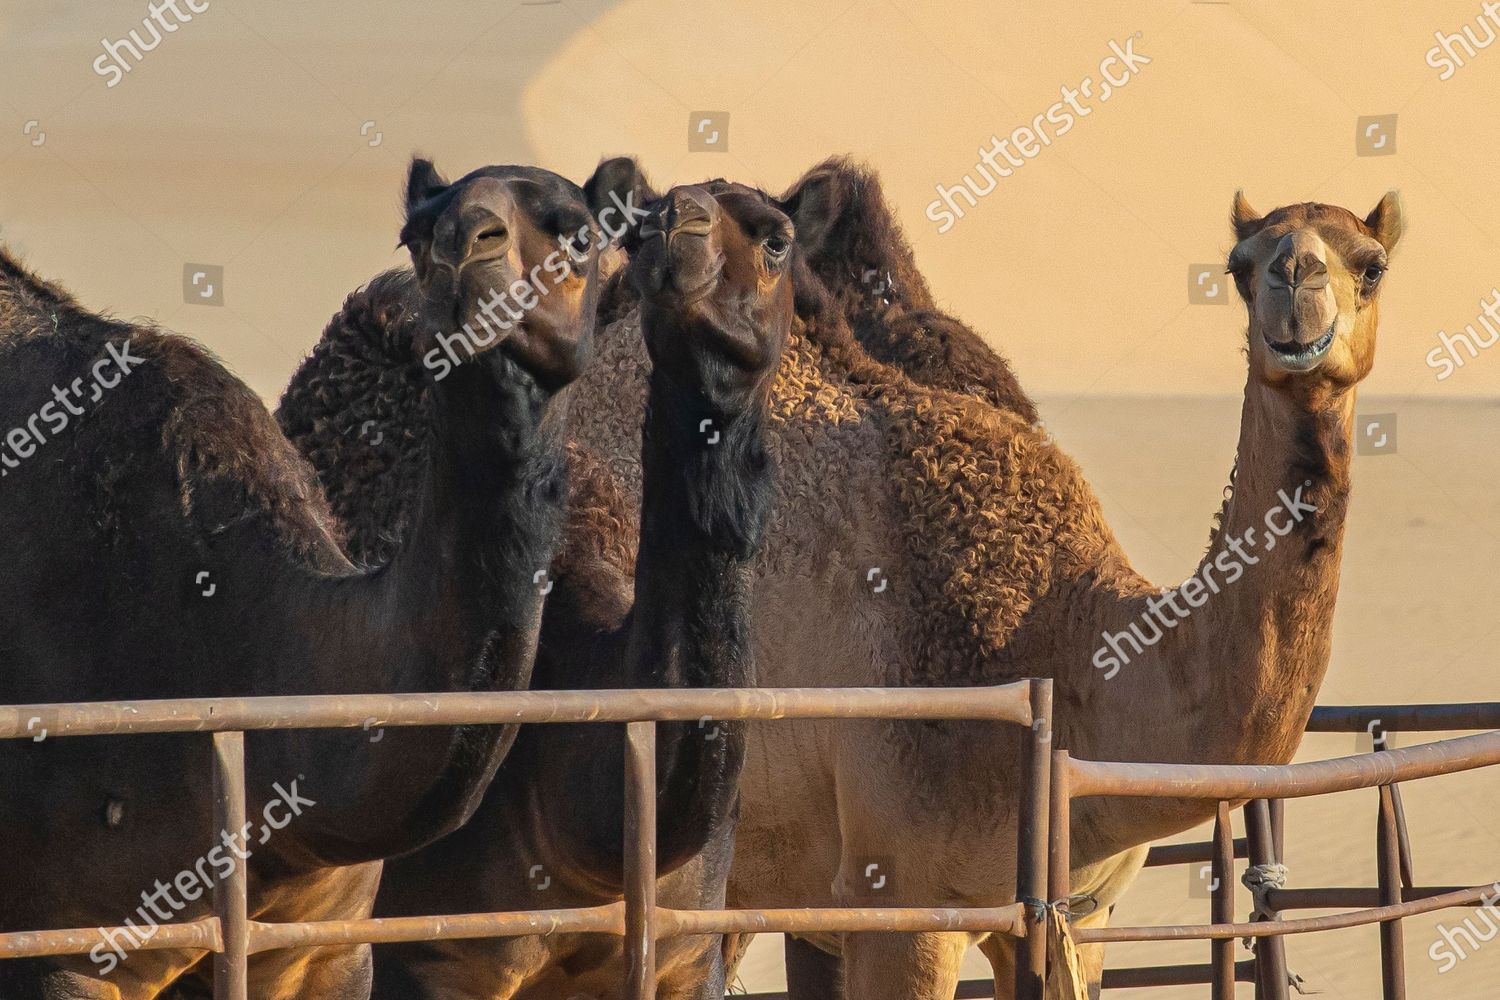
[3,686,1498,1000]
[0,683,1042,1000]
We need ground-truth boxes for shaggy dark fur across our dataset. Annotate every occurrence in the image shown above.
[779,156,1038,423]
[0,156,589,999]
[278,175,789,1000]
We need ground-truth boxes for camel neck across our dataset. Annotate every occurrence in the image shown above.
[273,353,571,866]
[1078,377,1356,856]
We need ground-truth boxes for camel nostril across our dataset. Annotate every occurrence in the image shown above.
[468,225,511,261]
[667,190,716,239]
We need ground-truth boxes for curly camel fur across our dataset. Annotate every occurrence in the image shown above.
[565,178,1404,999]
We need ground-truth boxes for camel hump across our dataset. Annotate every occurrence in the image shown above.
[0,261,348,572]
[277,268,430,568]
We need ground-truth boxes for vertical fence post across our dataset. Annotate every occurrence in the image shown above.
[1210,801,1235,1000]
[623,720,658,1000]
[1048,751,1071,906]
[1014,680,1053,1000]
[1245,799,1289,1000]
[1375,731,1407,1000]
[211,731,248,1000]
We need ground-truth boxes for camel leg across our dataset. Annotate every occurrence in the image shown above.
[978,932,1015,999]
[840,930,967,1000]
[784,935,844,1000]
[979,916,1109,1000]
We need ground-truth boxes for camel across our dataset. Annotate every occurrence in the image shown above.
[777,156,1037,422]
[275,175,793,998]
[0,158,609,999]
[563,183,1404,999]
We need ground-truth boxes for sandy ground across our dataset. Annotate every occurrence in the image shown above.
[3,1,1498,995]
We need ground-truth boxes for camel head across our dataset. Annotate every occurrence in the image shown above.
[628,181,797,400]
[776,156,935,315]
[399,158,603,388]
[1227,191,1404,392]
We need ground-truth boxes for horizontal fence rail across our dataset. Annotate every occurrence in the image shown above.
[4,688,1498,1000]
[1065,728,1500,800]
[0,684,1034,739]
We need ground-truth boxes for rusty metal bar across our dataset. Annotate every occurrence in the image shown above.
[0,919,221,959]
[245,905,627,953]
[1210,802,1235,1000]
[1014,678,1052,1000]
[1266,885,1485,910]
[656,904,1025,937]
[623,720,657,1000]
[1244,800,1289,1000]
[1308,703,1500,732]
[1270,798,1284,859]
[1102,960,1257,989]
[1389,782,1415,890]
[1145,838,1247,868]
[1066,729,1500,800]
[1076,883,1500,943]
[1048,750,1071,904]
[0,684,1033,740]
[211,731,248,1000]
[1376,783,1407,1000]
[244,903,1024,953]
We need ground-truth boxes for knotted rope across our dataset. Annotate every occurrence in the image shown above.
[1242,861,1289,922]
[1241,863,1314,994]
[1019,894,1098,1000]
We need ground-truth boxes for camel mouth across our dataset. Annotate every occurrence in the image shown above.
[1263,325,1335,371]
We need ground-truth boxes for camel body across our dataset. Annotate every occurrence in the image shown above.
[570,189,1401,997]
[0,160,603,999]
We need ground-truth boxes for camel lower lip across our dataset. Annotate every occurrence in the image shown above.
[1265,327,1335,370]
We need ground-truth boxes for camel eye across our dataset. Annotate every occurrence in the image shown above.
[1362,262,1386,291]
[763,234,791,265]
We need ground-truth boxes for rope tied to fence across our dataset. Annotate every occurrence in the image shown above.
[1019,893,1099,924]
[1242,861,1289,920]
[1019,895,1098,1000]
[1240,862,1314,994]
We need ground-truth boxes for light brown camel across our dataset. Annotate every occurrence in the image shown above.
[566,185,1403,999]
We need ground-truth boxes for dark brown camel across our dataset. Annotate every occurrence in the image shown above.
[0,158,606,1000]
[275,174,791,998]
[778,156,1036,421]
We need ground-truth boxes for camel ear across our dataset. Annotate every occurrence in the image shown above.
[405,158,449,216]
[1365,191,1405,252]
[1230,190,1262,242]
[584,156,658,245]
[780,166,847,255]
